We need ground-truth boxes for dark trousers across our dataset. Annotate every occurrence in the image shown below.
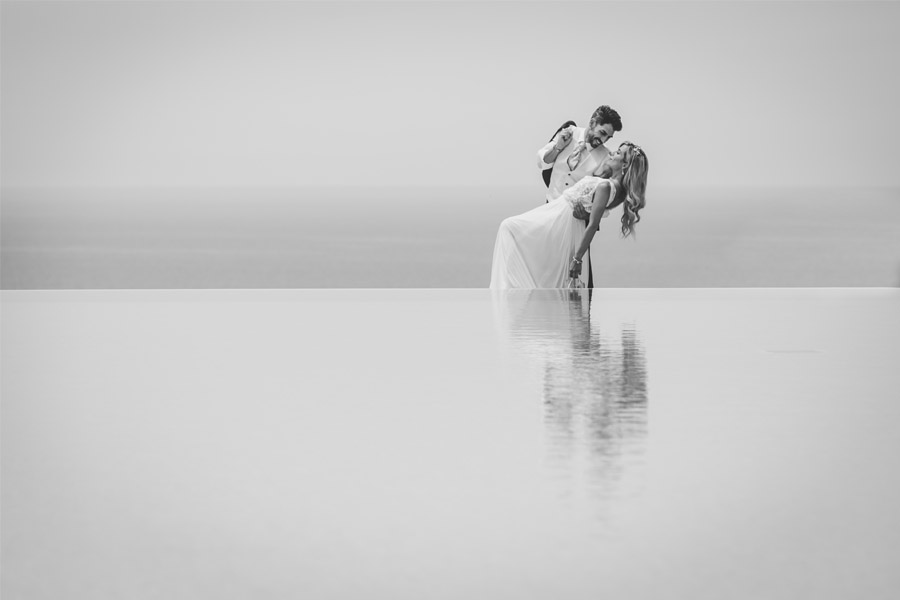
[588,253,594,288]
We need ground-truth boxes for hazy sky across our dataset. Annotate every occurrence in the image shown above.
[2,1,898,189]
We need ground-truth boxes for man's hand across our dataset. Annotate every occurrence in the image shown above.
[554,127,574,151]
[572,203,590,222]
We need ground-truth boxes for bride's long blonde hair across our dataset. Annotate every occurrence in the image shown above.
[593,142,649,237]
[619,142,648,237]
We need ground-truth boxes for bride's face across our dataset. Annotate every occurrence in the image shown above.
[602,145,630,175]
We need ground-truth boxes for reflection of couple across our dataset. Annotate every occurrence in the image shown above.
[494,289,649,503]
[489,105,650,289]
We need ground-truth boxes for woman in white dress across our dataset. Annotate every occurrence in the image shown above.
[490,142,649,289]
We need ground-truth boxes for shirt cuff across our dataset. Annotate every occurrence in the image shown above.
[537,142,556,169]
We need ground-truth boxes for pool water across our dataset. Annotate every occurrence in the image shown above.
[3,288,899,598]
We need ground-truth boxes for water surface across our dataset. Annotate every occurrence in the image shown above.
[3,288,899,598]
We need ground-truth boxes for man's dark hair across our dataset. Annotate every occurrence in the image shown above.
[590,105,623,132]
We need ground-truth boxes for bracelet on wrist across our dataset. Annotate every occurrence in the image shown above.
[572,256,582,264]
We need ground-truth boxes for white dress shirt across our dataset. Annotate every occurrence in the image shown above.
[537,127,611,202]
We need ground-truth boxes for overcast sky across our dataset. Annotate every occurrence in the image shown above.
[2,1,898,189]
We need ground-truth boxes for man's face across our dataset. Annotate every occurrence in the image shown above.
[585,122,615,149]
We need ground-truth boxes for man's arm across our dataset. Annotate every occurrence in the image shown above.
[537,141,558,169]
[539,142,564,167]
[537,127,573,169]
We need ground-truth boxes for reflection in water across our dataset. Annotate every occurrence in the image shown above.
[494,289,648,506]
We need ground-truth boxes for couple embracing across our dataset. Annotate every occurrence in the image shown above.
[489,104,649,289]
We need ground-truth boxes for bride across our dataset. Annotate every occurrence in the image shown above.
[490,142,649,289]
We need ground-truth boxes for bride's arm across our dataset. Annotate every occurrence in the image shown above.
[570,181,611,271]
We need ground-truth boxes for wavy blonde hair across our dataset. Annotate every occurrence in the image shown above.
[617,142,648,238]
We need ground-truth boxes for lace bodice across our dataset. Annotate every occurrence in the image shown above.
[564,177,613,218]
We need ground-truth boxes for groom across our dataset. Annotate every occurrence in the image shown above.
[537,104,623,287]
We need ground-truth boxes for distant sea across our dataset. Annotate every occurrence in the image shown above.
[2,185,899,289]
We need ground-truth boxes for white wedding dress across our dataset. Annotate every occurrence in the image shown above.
[490,177,615,289]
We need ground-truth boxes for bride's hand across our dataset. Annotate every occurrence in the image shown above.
[569,258,582,278]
